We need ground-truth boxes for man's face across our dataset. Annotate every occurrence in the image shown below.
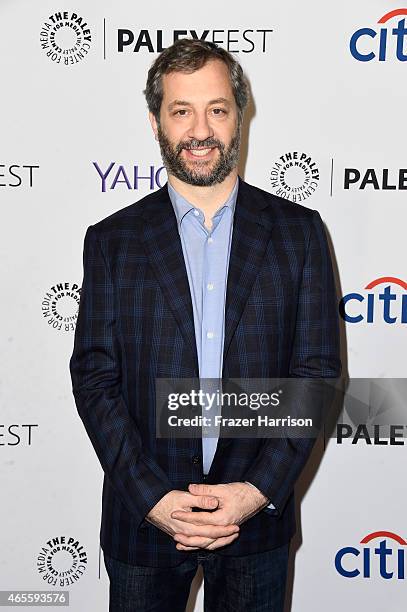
[150,59,241,187]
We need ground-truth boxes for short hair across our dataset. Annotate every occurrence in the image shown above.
[143,38,250,124]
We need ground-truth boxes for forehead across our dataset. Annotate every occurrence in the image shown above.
[161,59,234,106]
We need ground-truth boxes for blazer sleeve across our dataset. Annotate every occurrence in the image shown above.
[243,209,341,516]
[69,225,174,529]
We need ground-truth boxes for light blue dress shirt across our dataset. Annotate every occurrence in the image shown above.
[168,178,274,510]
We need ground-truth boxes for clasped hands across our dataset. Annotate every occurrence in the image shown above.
[146,482,269,551]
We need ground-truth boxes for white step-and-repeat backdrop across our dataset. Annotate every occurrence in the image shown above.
[1,1,405,610]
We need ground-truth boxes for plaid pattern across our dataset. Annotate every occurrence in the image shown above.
[69,176,341,567]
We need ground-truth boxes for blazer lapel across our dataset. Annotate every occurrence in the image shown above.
[138,185,199,376]
[222,178,273,371]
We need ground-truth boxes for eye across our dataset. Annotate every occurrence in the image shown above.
[212,108,227,116]
[173,109,189,116]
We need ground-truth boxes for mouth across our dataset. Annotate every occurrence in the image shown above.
[183,147,217,160]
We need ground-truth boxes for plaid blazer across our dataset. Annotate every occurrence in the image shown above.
[69,176,341,567]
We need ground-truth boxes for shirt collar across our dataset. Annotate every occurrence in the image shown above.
[168,176,239,228]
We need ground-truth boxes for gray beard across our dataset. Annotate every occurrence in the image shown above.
[156,124,241,187]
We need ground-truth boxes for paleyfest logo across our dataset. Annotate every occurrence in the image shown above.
[117,28,273,53]
[344,167,407,190]
[0,163,39,188]
[339,277,407,324]
[335,531,406,579]
[350,8,407,61]
[269,152,320,203]
[40,11,92,65]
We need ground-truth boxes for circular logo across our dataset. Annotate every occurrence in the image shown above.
[41,282,81,333]
[37,536,88,587]
[40,12,92,66]
[270,152,320,203]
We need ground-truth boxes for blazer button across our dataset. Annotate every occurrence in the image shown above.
[191,455,201,465]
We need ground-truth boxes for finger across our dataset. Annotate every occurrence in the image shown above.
[176,543,200,551]
[206,533,240,550]
[182,493,219,510]
[188,483,219,497]
[173,523,239,538]
[175,530,239,551]
[171,509,230,526]
[192,495,220,510]
[174,534,216,548]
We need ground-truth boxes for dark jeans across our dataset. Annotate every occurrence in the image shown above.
[104,542,290,612]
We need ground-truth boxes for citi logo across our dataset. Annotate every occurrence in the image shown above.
[339,277,407,324]
[350,8,407,61]
[335,531,406,579]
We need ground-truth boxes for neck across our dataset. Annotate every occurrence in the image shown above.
[167,170,238,217]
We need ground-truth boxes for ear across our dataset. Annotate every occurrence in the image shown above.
[149,111,159,141]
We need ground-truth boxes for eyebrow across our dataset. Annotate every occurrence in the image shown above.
[167,97,231,111]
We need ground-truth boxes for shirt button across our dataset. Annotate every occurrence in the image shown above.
[208,237,214,243]
[191,455,201,464]
[206,331,214,339]
[193,209,199,216]
[207,283,214,291]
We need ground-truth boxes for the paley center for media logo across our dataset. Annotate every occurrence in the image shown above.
[41,282,81,333]
[37,536,88,586]
[269,152,320,203]
[40,11,92,65]
[350,8,407,61]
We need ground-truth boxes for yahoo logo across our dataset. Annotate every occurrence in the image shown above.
[93,162,166,192]
[335,531,406,579]
[350,9,407,61]
[339,277,407,324]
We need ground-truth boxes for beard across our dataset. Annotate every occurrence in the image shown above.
[156,122,241,187]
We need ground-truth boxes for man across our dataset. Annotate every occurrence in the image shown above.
[69,39,341,611]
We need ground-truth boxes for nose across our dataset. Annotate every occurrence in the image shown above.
[187,111,214,143]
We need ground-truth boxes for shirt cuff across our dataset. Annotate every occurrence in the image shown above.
[244,481,275,509]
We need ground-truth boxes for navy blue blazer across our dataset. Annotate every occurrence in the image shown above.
[69,176,341,567]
